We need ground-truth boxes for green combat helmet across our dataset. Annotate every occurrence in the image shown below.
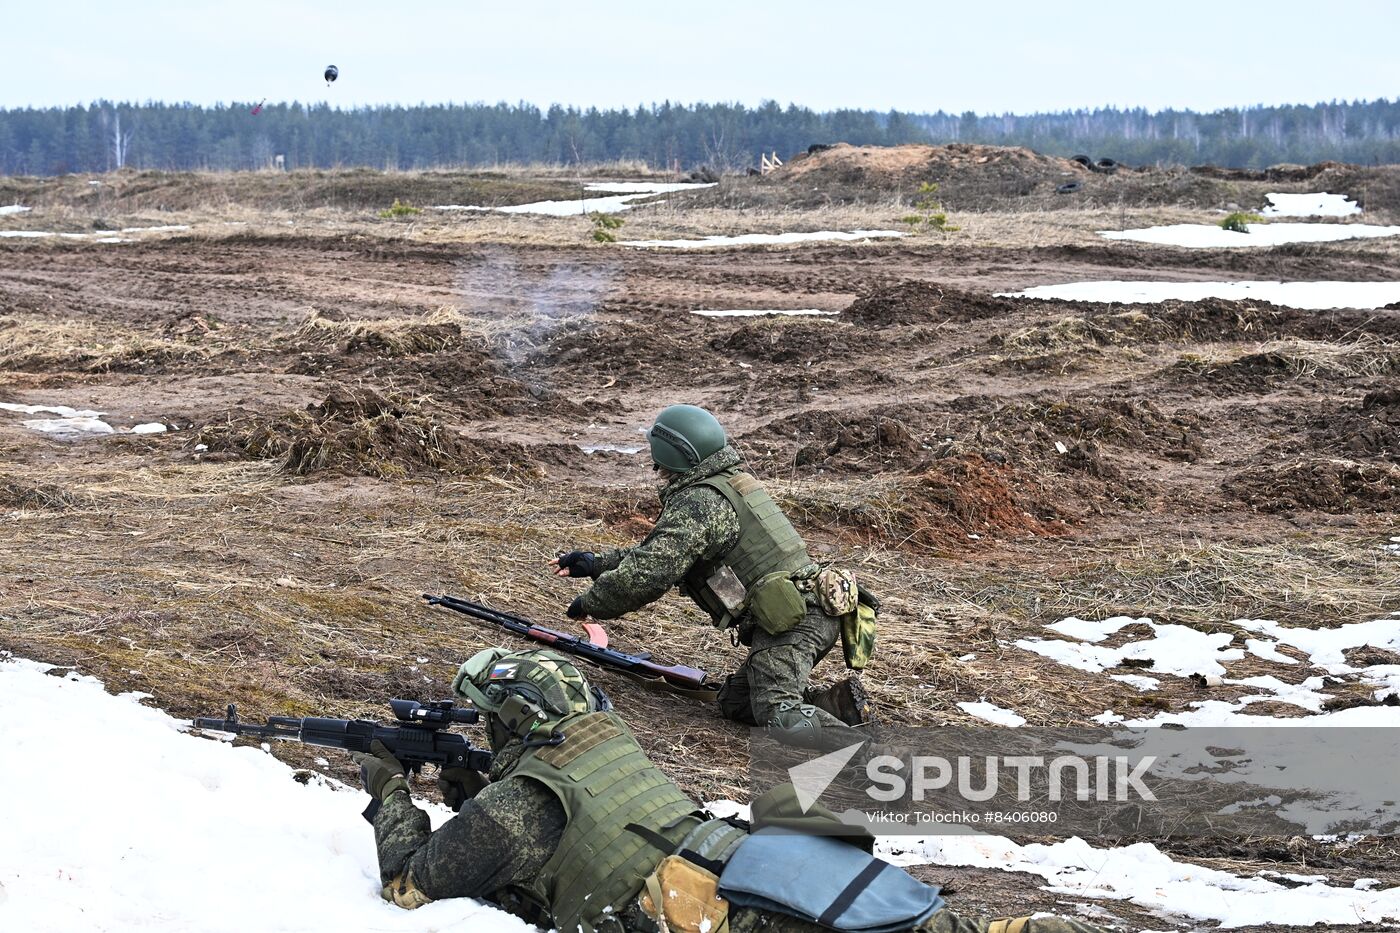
[452,648,609,749]
[647,404,727,471]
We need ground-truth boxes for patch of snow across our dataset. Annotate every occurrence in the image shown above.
[0,230,54,238]
[0,655,534,933]
[1018,618,1242,677]
[1384,536,1400,555]
[21,416,115,436]
[1233,617,1400,670]
[0,403,104,418]
[577,444,643,455]
[131,423,168,435]
[1022,612,1400,727]
[877,833,1400,928]
[1002,280,1400,310]
[620,230,907,249]
[433,184,710,217]
[1109,674,1161,691]
[956,700,1026,726]
[691,308,838,317]
[1099,222,1400,249]
[1260,192,1361,217]
[0,204,32,215]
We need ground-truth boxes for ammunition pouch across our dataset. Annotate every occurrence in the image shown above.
[746,572,807,636]
[639,855,731,933]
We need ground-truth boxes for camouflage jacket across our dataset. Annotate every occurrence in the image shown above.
[579,446,743,620]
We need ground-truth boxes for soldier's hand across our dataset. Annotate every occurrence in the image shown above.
[437,766,489,812]
[350,739,409,801]
[551,550,598,578]
[566,595,589,620]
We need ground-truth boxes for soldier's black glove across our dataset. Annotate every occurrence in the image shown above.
[350,739,409,801]
[437,766,489,812]
[556,551,599,578]
[566,595,588,620]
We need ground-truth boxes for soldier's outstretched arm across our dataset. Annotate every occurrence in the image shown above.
[368,776,567,908]
[579,487,738,620]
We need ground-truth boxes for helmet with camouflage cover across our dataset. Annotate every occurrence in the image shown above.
[647,404,727,471]
[452,648,610,749]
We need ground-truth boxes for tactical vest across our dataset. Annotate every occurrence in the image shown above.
[678,469,813,627]
[509,711,704,933]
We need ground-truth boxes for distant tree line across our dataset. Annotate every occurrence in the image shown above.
[1,98,1398,175]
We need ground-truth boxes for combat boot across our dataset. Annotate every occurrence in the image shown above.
[804,676,869,726]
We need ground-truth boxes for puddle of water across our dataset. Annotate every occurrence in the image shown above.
[1261,192,1360,217]
[621,229,906,249]
[691,308,837,318]
[1002,280,1400,311]
[1099,222,1400,248]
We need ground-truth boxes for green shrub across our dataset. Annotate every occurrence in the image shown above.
[1219,211,1264,233]
[902,181,960,233]
[590,211,624,243]
[378,199,422,219]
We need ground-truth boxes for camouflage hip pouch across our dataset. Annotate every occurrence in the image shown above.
[813,567,859,617]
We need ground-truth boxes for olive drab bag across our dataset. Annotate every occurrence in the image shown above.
[840,588,878,670]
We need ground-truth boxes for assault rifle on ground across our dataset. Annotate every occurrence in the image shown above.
[191,698,494,774]
[422,593,717,698]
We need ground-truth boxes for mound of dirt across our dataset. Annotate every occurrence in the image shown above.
[1262,389,1400,462]
[775,142,1088,195]
[295,309,468,357]
[1225,458,1400,513]
[844,281,1017,327]
[194,387,531,479]
[985,397,1205,463]
[713,319,876,363]
[746,409,929,473]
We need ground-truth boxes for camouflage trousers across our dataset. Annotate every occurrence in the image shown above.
[715,601,863,750]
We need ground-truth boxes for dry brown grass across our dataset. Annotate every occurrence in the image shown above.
[293,306,471,356]
[0,316,213,372]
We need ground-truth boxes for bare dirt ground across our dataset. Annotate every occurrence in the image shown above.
[2,163,1399,932]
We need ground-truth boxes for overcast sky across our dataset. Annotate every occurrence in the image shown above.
[2,1,1395,114]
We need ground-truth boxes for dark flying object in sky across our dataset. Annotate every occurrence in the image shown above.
[324,65,338,86]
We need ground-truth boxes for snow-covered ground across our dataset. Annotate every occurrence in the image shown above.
[691,308,838,318]
[1002,280,1400,310]
[1260,192,1361,217]
[1099,222,1400,248]
[621,230,906,249]
[0,204,31,215]
[5,653,1398,931]
[1016,611,1400,727]
[879,834,1400,929]
[433,181,714,216]
[0,656,532,933]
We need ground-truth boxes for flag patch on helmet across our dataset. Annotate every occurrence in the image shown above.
[489,662,519,680]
